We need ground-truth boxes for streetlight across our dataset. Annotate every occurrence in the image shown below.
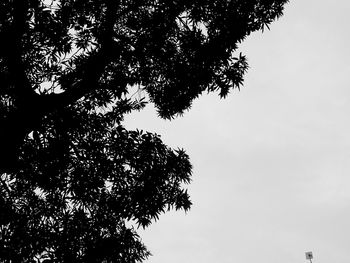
[305,251,313,263]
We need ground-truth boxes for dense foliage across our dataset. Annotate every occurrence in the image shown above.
[0,0,288,262]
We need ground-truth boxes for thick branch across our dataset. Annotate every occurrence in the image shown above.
[5,0,37,102]
[41,48,113,111]
[39,1,120,112]
[0,1,120,173]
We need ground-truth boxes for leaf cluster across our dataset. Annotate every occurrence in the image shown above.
[1,101,192,261]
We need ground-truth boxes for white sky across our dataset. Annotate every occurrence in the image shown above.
[124,0,350,262]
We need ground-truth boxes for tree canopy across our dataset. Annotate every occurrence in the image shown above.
[0,0,288,262]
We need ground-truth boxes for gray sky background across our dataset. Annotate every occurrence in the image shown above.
[124,0,350,262]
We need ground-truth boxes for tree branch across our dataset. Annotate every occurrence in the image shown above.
[0,2,120,173]
[5,0,37,103]
[39,1,120,112]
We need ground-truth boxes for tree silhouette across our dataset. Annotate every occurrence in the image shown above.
[0,1,288,262]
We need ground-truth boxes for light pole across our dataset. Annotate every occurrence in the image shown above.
[305,251,313,263]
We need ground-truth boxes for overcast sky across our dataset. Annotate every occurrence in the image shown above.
[124,1,350,262]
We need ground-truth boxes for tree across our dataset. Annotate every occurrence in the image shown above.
[0,0,288,262]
